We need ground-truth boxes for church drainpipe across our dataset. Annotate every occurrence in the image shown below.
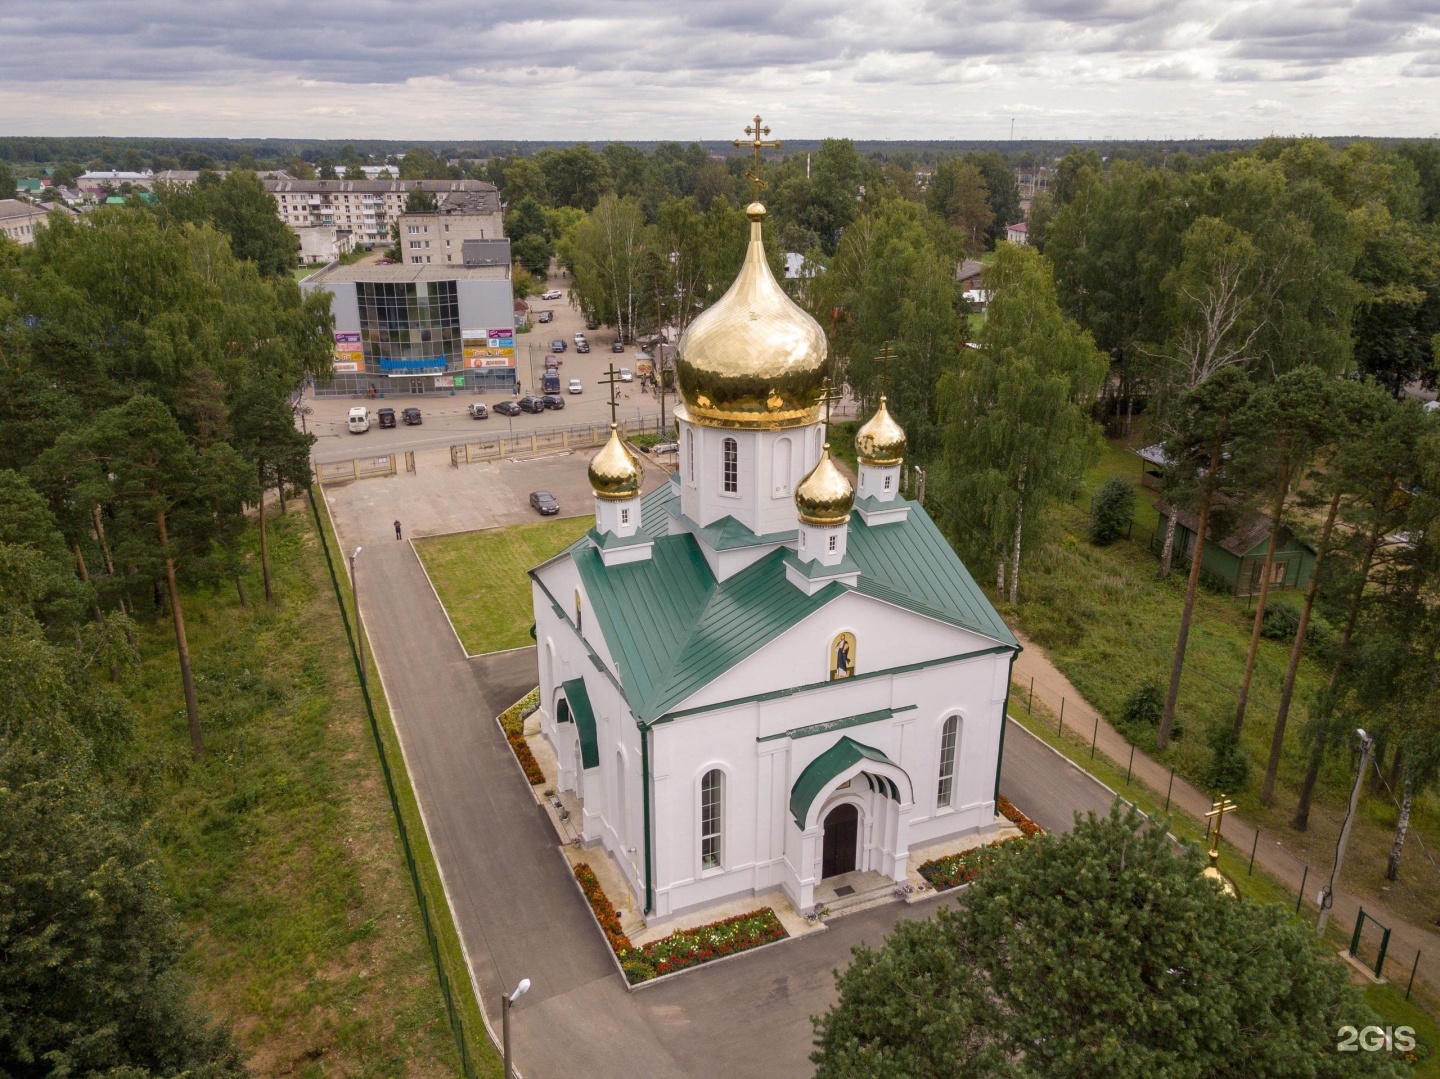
[993,649,1019,803]
[640,722,654,915]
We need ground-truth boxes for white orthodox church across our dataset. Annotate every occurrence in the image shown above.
[529,197,1019,921]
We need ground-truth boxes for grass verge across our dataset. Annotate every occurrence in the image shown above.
[415,516,594,654]
[122,497,499,1076]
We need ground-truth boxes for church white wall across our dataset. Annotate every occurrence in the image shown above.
[676,591,1002,715]
[647,632,1012,918]
[677,416,823,537]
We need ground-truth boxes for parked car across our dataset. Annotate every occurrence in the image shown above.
[542,394,565,410]
[468,402,489,419]
[541,289,563,300]
[619,367,633,382]
[550,339,568,353]
[568,378,583,394]
[576,341,590,353]
[377,407,396,428]
[544,355,560,370]
[611,340,625,353]
[543,370,561,394]
[586,319,599,330]
[651,440,679,455]
[530,490,560,515]
[518,395,547,413]
[537,309,554,323]
[376,257,396,265]
[574,332,587,342]
[402,406,423,425]
[347,406,370,433]
[494,400,521,416]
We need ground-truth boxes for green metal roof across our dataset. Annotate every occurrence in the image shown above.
[573,537,843,723]
[790,736,904,828]
[846,500,1018,648]
[560,678,598,769]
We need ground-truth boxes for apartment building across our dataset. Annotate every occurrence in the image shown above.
[265,178,500,249]
[396,188,505,266]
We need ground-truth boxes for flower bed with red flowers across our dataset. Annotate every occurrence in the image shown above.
[498,689,545,785]
[639,909,788,978]
[572,864,788,983]
[573,863,633,954]
[997,794,1045,838]
[919,837,1029,890]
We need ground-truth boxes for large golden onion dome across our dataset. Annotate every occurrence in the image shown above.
[795,444,854,526]
[674,203,828,429]
[855,396,907,467]
[588,424,644,501]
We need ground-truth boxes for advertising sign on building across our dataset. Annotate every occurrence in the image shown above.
[333,331,363,373]
[462,327,516,369]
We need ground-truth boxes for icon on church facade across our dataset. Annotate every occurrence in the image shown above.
[830,632,856,680]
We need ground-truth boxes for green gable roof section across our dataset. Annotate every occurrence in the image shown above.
[572,535,843,723]
[560,678,599,769]
[790,736,908,829]
[846,500,1019,648]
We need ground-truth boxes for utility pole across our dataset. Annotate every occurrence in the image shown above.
[1317,729,1374,936]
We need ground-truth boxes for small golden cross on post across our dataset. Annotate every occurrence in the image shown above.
[600,363,622,427]
[733,114,781,203]
[875,343,896,398]
[1205,795,1238,857]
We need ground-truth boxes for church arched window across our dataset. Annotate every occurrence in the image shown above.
[721,438,738,494]
[700,769,723,869]
[773,437,793,497]
[936,716,960,808]
[686,429,695,484]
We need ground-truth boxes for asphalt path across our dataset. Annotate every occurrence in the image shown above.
[348,529,1129,1078]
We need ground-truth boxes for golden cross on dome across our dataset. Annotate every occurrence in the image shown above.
[734,114,780,202]
[1205,795,1238,852]
[876,343,896,397]
[600,363,622,426]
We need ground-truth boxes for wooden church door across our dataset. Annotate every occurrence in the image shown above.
[821,803,858,878]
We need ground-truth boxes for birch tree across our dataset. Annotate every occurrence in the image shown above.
[1152,217,1265,579]
[935,244,1105,602]
[570,194,648,342]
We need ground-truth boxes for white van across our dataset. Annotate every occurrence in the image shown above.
[347,406,370,433]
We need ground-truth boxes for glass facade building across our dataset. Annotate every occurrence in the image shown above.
[357,280,462,376]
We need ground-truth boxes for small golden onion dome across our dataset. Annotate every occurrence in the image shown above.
[588,424,644,501]
[795,444,855,526]
[674,202,828,430]
[855,395,907,467]
[1202,850,1240,900]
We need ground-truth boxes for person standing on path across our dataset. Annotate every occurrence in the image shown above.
[394,520,402,541]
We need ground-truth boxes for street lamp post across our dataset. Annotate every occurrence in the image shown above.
[502,977,530,1079]
[349,546,365,688]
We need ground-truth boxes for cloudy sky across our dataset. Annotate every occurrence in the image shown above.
[4,0,1439,140]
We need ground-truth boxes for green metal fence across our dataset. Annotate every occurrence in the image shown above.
[307,487,482,1078]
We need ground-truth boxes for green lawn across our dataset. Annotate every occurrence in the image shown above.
[124,505,495,1076]
[416,516,594,655]
[1007,431,1440,938]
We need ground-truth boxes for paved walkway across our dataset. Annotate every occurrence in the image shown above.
[342,511,1151,1076]
[1011,630,1440,991]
